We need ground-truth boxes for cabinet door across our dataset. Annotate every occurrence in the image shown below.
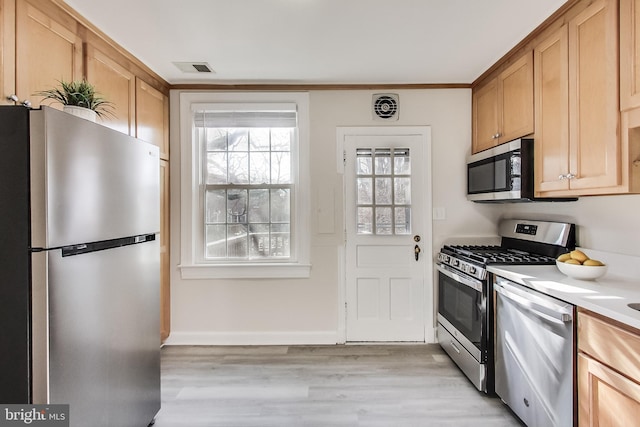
[160,159,170,343]
[472,78,499,153]
[85,45,136,135]
[568,0,620,190]
[15,1,82,108]
[620,0,640,111]
[136,78,169,160]
[578,353,640,427]
[498,51,534,144]
[535,26,570,193]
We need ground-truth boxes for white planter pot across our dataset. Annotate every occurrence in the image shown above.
[63,105,97,122]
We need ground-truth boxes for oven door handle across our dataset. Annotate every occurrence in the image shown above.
[436,264,483,293]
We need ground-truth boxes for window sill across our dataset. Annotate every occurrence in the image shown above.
[179,263,311,280]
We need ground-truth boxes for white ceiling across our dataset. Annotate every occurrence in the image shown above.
[64,0,568,85]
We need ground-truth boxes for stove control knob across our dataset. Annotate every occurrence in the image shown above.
[468,266,476,275]
[452,259,459,267]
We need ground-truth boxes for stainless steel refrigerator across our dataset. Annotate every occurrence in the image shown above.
[0,106,161,426]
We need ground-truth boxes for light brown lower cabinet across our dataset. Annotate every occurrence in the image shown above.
[578,353,640,426]
[578,310,640,426]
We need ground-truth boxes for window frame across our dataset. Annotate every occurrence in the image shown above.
[178,92,311,279]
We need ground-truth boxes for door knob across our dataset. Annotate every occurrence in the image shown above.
[414,245,421,261]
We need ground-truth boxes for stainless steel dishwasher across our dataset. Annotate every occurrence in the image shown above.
[494,276,575,427]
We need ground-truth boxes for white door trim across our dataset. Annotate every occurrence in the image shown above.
[336,126,434,343]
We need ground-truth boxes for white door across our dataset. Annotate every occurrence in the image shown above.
[340,127,432,342]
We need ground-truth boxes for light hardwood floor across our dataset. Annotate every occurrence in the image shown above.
[153,344,522,427]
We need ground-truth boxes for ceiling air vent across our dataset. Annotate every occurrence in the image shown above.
[172,62,215,73]
[372,93,399,121]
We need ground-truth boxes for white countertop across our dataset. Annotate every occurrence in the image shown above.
[487,248,640,330]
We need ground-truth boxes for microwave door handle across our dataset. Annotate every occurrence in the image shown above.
[436,264,483,293]
[495,284,572,323]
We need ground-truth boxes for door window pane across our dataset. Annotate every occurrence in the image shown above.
[394,149,411,174]
[357,207,373,234]
[395,207,411,235]
[375,207,393,235]
[355,147,412,235]
[375,178,392,205]
[357,149,373,175]
[394,178,411,204]
[357,178,373,204]
[374,148,392,175]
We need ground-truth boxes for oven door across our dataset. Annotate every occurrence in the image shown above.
[436,263,486,361]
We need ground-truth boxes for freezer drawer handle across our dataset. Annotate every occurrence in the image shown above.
[495,283,572,323]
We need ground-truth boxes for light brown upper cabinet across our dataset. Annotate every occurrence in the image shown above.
[534,26,571,193]
[85,45,136,135]
[136,78,169,160]
[472,51,534,154]
[620,0,640,111]
[535,0,623,196]
[14,0,83,108]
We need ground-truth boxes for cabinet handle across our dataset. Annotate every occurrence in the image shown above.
[6,95,31,108]
[559,173,577,181]
[491,133,501,139]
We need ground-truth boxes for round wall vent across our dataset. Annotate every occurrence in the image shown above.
[373,94,399,121]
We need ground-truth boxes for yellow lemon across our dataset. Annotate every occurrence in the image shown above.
[583,259,604,266]
[557,253,572,262]
[570,250,589,263]
[565,259,582,265]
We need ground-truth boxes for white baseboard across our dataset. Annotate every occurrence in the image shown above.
[163,330,340,346]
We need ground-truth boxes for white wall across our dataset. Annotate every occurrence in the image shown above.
[167,88,501,345]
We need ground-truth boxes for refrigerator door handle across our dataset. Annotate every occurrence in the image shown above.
[61,234,156,257]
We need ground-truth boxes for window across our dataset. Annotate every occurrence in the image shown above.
[179,92,310,279]
[355,148,411,235]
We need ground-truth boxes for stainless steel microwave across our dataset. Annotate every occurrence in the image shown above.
[466,139,577,203]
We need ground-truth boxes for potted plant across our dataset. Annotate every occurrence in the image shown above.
[35,80,114,122]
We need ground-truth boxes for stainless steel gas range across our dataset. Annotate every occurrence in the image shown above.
[435,219,576,394]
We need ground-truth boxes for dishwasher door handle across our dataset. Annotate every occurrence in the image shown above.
[495,284,572,323]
